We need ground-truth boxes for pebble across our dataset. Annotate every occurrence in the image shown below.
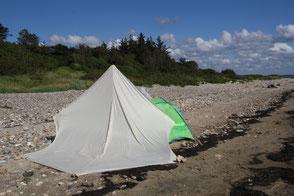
[215,154,223,160]
[176,155,187,163]
[36,181,43,186]
[236,129,244,133]
[27,142,35,147]
[23,170,34,177]
[20,182,27,186]
[58,182,64,186]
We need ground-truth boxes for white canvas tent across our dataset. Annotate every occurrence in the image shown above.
[27,65,176,175]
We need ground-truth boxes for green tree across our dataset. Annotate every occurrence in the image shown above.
[156,36,165,51]
[0,23,9,42]
[221,69,236,78]
[17,29,39,46]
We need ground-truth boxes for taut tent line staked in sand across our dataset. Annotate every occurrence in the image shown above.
[27,65,177,175]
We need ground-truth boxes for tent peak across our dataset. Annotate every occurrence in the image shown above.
[109,64,117,69]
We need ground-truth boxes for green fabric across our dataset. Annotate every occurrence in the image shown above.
[151,98,194,143]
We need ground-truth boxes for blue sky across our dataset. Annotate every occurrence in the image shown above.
[1,0,294,74]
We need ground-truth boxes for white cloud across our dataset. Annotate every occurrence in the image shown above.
[83,36,101,48]
[276,24,294,39]
[222,31,232,44]
[106,39,121,49]
[220,58,230,64]
[156,17,177,25]
[190,37,223,51]
[49,34,101,47]
[160,33,176,43]
[164,28,293,74]
[269,42,294,53]
[167,48,184,58]
[234,29,272,41]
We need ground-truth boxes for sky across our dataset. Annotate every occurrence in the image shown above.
[1,0,294,75]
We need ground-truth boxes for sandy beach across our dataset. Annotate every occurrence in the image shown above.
[0,78,293,195]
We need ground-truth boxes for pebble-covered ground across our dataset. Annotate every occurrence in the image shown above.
[0,78,293,195]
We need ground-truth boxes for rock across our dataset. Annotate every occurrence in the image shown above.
[20,182,27,186]
[41,174,47,177]
[58,182,64,186]
[257,131,262,134]
[22,170,34,177]
[119,184,127,189]
[70,174,78,180]
[36,181,43,186]
[181,141,188,147]
[45,136,55,143]
[1,148,11,155]
[131,176,137,180]
[176,155,187,163]
[80,182,94,187]
[236,129,244,133]
[0,160,6,164]
[215,154,223,160]
[26,142,35,147]
[267,84,277,88]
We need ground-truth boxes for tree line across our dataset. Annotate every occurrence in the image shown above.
[0,23,238,85]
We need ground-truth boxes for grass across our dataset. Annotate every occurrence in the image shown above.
[0,67,92,93]
[0,67,280,93]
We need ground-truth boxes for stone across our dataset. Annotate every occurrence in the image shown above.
[23,170,34,177]
[36,181,43,186]
[80,182,94,187]
[58,182,64,186]
[1,148,11,155]
[215,154,223,160]
[267,84,277,88]
[20,182,27,186]
[27,142,35,147]
[131,176,137,180]
[176,155,187,163]
[236,129,244,133]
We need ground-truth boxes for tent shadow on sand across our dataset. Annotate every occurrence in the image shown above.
[73,164,178,196]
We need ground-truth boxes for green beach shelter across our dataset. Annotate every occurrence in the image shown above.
[151,98,194,143]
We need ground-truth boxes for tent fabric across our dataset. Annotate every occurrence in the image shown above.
[27,65,176,175]
[151,98,194,143]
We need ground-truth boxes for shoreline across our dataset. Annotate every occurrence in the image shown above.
[0,79,294,195]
